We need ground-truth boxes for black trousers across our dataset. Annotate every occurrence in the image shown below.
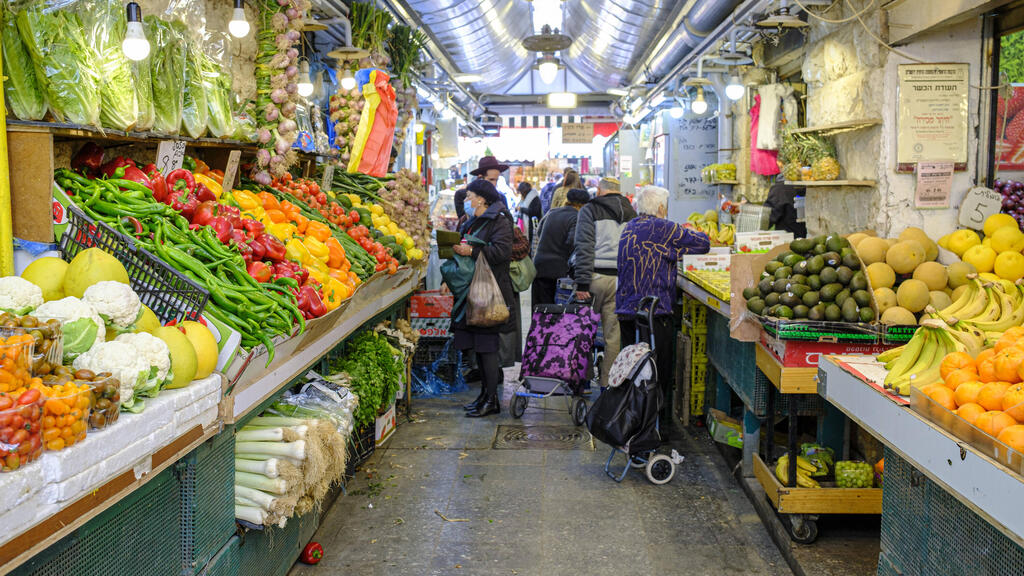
[476,351,502,396]
[531,277,558,306]
[619,315,675,401]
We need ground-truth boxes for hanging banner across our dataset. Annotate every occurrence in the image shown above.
[561,122,594,144]
[896,63,969,171]
[914,161,953,208]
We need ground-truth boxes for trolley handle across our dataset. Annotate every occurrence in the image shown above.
[636,296,659,349]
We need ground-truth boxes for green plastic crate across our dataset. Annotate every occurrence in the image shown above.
[12,466,182,576]
[237,511,320,576]
[178,428,236,575]
[196,536,239,576]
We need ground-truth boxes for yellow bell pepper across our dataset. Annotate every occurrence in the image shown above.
[303,236,329,263]
[242,207,266,222]
[233,189,262,211]
[369,204,384,216]
[193,173,223,199]
[305,266,329,287]
[345,193,361,206]
[285,238,310,263]
[320,277,348,311]
[267,222,297,241]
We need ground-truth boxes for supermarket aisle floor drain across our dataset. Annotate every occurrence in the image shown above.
[492,425,594,450]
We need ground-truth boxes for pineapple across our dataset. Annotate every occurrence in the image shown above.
[804,134,840,181]
[782,162,802,181]
[812,156,841,181]
[780,129,806,181]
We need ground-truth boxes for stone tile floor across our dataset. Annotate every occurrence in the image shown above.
[292,372,794,576]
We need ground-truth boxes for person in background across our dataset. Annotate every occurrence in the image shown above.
[539,171,563,214]
[455,156,511,229]
[532,188,588,305]
[551,170,583,210]
[764,179,808,238]
[573,177,636,388]
[616,185,710,415]
[586,177,599,197]
[517,181,542,250]
[453,179,516,418]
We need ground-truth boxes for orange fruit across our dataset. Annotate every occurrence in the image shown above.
[922,384,957,411]
[944,368,978,390]
[1003,326,1024,342]
[978,359,999,383]
[978,381,1013,411]
[975,411,1017,437]
[994,348,1024,382]
[977,348,997,366]
[995,337,1022,352]
[996,424,1024,452]
[940,352,976,380]
[954,381,984,407]
[956,402,986,425]
[1003,384,1024,421]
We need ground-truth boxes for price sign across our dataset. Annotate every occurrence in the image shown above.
[706,297,721,310]
[914,161,953,208]
[155,140,186,175]
[561,122,594,144]
[958,186,1002,230]
[321,164,336,193]
[222,150,241,190]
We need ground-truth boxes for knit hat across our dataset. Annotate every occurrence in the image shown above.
[517,181,532,194]
[467,178,502,205]
[599,177,620,192]
[566,188,590,205]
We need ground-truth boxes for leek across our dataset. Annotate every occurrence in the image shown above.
[236,471,289,495]
[235,457,281,478]
[235,504,266,525]
[236,440,306,461]
[235,485,278,510]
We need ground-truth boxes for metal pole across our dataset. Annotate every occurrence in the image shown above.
[0,39,13,275]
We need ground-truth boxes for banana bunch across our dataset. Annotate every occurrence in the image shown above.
[686,212,734,245]
[938,278,1024,334]
[776,454,820,488]
[716,223,736,245]
[880,323,966,395]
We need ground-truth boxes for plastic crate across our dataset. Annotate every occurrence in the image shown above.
[690,390,706,417]
[412,336,454,365]
[692,333,707,357]
[195,536,239,576]
[59,204,210,324]
[11,466,182,576]
[683,295,708,335]
[691,362,708,392]
[237,510,320,576]
[346,424,375,474]
[178,429,236,576]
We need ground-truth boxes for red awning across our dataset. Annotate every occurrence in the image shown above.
[594,122,620,138]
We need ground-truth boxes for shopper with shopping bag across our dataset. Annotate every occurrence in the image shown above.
[451,179,516,418]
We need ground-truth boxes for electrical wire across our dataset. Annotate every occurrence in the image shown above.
[791,0,875,24]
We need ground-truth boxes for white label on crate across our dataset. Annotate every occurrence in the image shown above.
[321,164,336,192]
[222,150,242,190]
[156,140,187,175]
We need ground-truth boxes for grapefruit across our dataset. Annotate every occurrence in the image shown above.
[135,306,161,334]
[63,248,129,299]
[20,257,68,302]
[153,326,198,389]
[179,321,218,379]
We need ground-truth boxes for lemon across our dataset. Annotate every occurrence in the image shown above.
[963,244,998,273]
[937,233,951,250]
[990,226,1024,253]
[984,213,1019,237]
[947,229,981,257]
[995,252,1024,282]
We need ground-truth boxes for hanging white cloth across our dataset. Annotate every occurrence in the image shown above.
[756,84,794,150]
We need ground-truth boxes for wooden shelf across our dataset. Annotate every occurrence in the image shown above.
[785,180,877,187]
[790,118,881,136]
[710,180,738,185]
[753,454,883,515]
[756,343,819,394]
[6,119,261,151]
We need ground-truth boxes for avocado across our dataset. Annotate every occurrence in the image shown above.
[835,289,851,307]
[807,275,822,290]
[859,306,875,323]
[813,244,827,255]
[793,305,810,319]
[743,286,759,300]
[813,235,828,245]
[806,255,825,275]
[826,235,850,252]
[761,272,773,282]
[790,274,808,286]
[776,251,796,263]
[782,253,804,268]
[765,292,781,307]
[841,298,859,322]
[746,297,766,315]
[774,266,793,280]
[842,252,862,270]
[766,305,780,317]
[820,267,839,285]
[765,261,782,275]
[825,303,842,321]
[853,289,871,307]
[823,251,842,267]
[820,283,843,302]
[793,260,809,275]
[780,292,802,308]
[776,305,794,319]
[802,291,820,307]
[790,238,814,255]
[758,279,774,296]
[850,271,868,292]
[808,304,826,321]
[790,284,810,298]
[840,247,854,258]
[773,278,791,293]
[836,266,854,285]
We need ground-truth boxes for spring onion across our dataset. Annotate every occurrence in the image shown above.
[235,440,306,461]
[235,504,267,525]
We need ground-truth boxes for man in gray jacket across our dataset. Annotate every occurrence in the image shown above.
[573,177,637,387]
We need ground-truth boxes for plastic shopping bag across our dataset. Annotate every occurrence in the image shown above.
[347,68,397,177]
[466,254,509,328]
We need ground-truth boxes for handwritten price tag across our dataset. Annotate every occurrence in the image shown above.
[156,140,186,175]
[222,150,241,190]
[321,164,336,192]
[706,297,721,310]
[958,186,1002,230]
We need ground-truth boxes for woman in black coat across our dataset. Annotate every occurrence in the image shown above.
[452,179,516,417]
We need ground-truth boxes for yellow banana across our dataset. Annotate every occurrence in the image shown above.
[942,278,982,318]
[962,284,1002,323]
[796,470,820,488]
[796,455,817,473]
[884,328,929,387]
[877,346,905,364]
[894,328,949,395]
[968,287,1024,333]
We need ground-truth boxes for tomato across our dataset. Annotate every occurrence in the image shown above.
[0,427,12,442]
[0,395,12,411]
[349,211,360,223]
[10,415,23,430]
[17,388,40,405]
[12,429,28,445]
[0,413,11,428]
[5,454,19,470]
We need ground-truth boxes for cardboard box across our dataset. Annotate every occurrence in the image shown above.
[707,408,743,449]
[759,331,890,368]
[410,291,453,318]
[735,231,794,254]
[682,252,731,272]
[374,402,397,446]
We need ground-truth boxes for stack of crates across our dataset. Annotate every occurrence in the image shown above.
[683,294,709,417]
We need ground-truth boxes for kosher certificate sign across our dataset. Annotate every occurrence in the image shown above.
[897,63,969,167]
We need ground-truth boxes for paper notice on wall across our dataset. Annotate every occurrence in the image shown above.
[896,63,969,167]
[914,161,953,208]
[620,155,633,177]
[561,122,594,144]
[155,140,186,175]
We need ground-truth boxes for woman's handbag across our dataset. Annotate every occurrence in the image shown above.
[466,253,510,327]
[508,224,536,292]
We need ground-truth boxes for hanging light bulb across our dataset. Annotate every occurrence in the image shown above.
[122,2,150,61]
[536,54,561,85]
[229,0,250,38]
[691,87,708,115]
[414,122,425,133]
[669,99,684,119]
[340,68,357,91]
[725,75,745,101]
[297,61,314,97]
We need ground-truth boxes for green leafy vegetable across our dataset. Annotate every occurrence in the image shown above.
[1,7,45,120]
[202,35,234,138]
[181,40,209,138]
[62,317,99,360]
[17,2,100,126]
[82,0,137,130]
[330,330,402,429]
[147,16,185,134]
[132,59,154,131]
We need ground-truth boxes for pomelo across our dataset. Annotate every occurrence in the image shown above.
[63,248,129,299]
[153,326,198,389]
[21,257,68,301]
[180,321,218,379]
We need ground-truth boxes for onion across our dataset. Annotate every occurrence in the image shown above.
[272,12,288,31]
[270,53,289,69]
[276,0,288,5]
[276,35,291,51]
[286,7,299,19]
[286,30,300,42]
[270,89,288,104]
[270,154,284,166]
[256,149,271,166]
[258,129,272,144]
[285,65,298,78]
[286,48,299,60]
[254,171,273,185]
[276,137,291,155]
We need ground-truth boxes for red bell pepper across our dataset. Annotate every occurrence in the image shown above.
[249,237,266,261]
[71,142,104,176]
[166,169,196,193]
[208,217,233,244]
[166,191,199,220]
[231,228,250,246]
[246,261,272,283]
[300,542,323,565]
[100,156,136,179]
[120,165,152,188]
[274,261,299,283]
[256,233,287,262]
[220,205,243,230]
[143,165,168,202]
[191,201,219,227]
[242,218,264,238]
[298,285,326,318]
[194,182,217,203]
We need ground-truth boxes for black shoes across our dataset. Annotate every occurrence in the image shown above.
[463,390,486,411]
[466,394,500,418]
[463,368,481,383]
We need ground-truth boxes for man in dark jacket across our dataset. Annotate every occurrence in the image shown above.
[517,181,542,251]
[573,177,637,387]
[532,188,589,305]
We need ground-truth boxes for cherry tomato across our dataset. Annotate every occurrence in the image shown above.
[17,388,40,405]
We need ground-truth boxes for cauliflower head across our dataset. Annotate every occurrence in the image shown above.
[33,297,105,361]
[83,281,142,332]
[0,276,44,315]
[115,332,172,390]
[73,341,151,413]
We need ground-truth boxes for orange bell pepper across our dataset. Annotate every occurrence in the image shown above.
[265,209,287,223]
[259,192,281,211]
[305,221,332,243]
[325,237,346,268]
[208,169,225,185]
[292,213,309,234]
[279,200,300,219]
[194,158,210,174]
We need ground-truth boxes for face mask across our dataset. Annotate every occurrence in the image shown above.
[464,200,474,215]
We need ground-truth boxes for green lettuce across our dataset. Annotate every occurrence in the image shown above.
[148,16,184,134]
[181,41,208,138]
[16,3,100,126]
[203,51,234,138]
[81,0,137,130]
[1,8,45,120]
[63,317,99,361]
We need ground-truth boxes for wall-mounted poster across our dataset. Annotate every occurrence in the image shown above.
[897,63,969,172]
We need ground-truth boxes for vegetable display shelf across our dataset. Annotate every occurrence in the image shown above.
[818,356,1024,547]
[6,120,260,151]
[0,375,224,574]
[677,273,730,318]
[783,180,877,187]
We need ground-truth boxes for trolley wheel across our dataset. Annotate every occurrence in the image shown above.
[787,515,819,544]
[645,454,675,485]
[510,395,528,419]
[571,398,588,426]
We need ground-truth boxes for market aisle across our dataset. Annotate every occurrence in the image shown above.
[292,378,791,576]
